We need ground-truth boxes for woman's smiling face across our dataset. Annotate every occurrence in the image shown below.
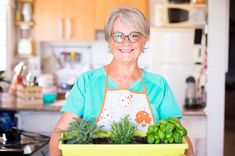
[108,18,147,65]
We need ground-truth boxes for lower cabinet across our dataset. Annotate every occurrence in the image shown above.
[181,115,207,156]
[16,111,61,136]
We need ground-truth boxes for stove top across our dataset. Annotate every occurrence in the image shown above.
[0,128,49,156]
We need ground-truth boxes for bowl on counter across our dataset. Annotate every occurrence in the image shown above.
[43,93,57,105]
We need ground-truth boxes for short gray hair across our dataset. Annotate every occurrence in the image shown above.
[104,7,150,41]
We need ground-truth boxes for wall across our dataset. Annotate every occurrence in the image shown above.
[0,0,15,91]
[207,0,229,155]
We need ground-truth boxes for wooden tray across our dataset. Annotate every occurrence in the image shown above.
[16,85,43,105]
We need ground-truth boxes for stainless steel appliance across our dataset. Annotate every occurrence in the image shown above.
[154,3,207,28]
[0,128,49,156]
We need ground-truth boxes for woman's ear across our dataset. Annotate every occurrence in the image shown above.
[142,37,148,46]
[107,39,113,53]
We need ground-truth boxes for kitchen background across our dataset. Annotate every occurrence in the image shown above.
[0,0,231,156]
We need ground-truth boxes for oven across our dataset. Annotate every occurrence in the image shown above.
[0,128,49,156]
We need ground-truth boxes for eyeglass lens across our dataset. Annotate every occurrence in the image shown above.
[112,32,142,43]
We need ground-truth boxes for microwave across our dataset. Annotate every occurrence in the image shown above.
[154,4,207,28]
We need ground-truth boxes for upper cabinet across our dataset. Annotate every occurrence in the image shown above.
[33,0,63,41]
[118,0,148,17]
[63,0,95,41]
[94,0,148,30]
[94,0,119,31]
[33,0,148,41]
[34,0,95,41]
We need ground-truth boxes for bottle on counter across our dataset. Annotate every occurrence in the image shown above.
[200,86,206,108]
[184,76,197,109]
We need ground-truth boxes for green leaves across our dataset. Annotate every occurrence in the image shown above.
[146,117,187,144]
[110,115,137,144]
[59,116,137,144]
[147,134,155,144]
[59,116,187,145]
[59,117,98,144]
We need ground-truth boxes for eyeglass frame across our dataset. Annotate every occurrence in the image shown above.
[111,31,143,43]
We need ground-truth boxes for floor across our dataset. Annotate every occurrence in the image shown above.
[224,119,235,156]
[224,90,235,156]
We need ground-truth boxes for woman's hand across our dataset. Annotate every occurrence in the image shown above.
[184,135,195,156]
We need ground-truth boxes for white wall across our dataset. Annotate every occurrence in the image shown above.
[207,0,229,156]
[7,0,15,78]
[0,0,15,91]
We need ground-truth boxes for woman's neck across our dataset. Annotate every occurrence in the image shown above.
[106,61,141,88]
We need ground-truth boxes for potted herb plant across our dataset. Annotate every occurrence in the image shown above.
[59,116,188,156]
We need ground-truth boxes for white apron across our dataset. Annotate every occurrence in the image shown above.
[96,67,155,131]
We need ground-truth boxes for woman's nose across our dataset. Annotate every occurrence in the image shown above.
[122,36,132,45]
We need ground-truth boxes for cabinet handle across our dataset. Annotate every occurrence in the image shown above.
[65,18,72,39]
[58,18,63,39]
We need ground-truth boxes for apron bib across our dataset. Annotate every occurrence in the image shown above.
[96,67,155,131]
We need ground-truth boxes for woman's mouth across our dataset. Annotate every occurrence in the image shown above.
[119,49,134,53]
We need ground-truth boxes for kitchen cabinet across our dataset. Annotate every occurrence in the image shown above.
[33,0,63,41]
[34,0,95,41]
[118,0,148,16]
[181,115,207,156]
[33,0,148,40]
[63,0,95,40]
[16,111,61,135]
[94,0,119,31]
[94,0,148,30]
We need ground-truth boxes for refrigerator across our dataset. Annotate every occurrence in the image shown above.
[148,27,195,108]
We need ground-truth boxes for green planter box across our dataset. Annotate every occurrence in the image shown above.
[59,138,188,156]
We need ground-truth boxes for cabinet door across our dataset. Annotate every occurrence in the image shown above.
[94,0,148,30]
[34,0,64,41]
[181,116,207,156]
[64,0,95,40]
[118,0,148,18]
[94,0,119,30]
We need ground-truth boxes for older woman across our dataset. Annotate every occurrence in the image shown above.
[50,7,194,156]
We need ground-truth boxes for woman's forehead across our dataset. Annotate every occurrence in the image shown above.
[112,18,138,33]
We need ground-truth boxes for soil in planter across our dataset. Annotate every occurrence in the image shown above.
[92,136,147,144]
[92,137,112,144]
[132,136,147,144]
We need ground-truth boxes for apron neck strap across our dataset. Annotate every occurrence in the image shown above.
[105,65,110,89]
[140,71,147,93]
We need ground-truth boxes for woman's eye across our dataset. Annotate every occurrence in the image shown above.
[115,34,121,38]
[115,34,123,39]
[131,33,140,39]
